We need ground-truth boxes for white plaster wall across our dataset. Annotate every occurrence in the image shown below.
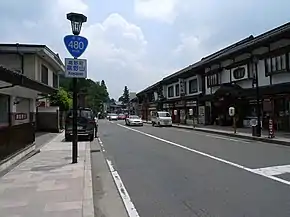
[257,59,270,86]
[221,69,230,84]
[38,106,59,113]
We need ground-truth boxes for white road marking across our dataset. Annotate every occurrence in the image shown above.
[99,137,140,217]
[117,124,290,186]
[106,159,140,217]
[252,164,290,176]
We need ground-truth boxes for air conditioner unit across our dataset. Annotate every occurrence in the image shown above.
[231,65,248,81]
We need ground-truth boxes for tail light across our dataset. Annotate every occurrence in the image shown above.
[89,120,95,124]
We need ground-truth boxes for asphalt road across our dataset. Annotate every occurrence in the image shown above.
[98,119,290,217]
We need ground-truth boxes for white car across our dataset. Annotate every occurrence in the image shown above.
[125,115,143,126]
[109,113,118,121]
[151,111,172,127]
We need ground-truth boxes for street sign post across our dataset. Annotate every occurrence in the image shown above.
[64,12,88,164]
[64,35,88,58]
[65,58,87,78]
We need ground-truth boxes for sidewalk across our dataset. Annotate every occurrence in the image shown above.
[0,132,94,217]
[143,120,290,146]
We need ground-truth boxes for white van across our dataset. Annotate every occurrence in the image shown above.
[151,111,172,127]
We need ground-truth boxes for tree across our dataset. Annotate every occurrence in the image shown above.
[122,86,130,104]
[59,77,110,113]
[118,96,124,102]
[49,87,72,111]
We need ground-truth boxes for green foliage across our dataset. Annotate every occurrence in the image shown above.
[49,87,72,111]
[122,86,130,104]
[59,76,110,113]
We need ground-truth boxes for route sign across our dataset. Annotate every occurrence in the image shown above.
[65,58,87,78]
[64,35,88,58]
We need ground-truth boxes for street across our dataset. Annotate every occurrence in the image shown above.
[98,119,290,217]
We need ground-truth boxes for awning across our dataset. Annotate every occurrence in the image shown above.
[0,66,56,94]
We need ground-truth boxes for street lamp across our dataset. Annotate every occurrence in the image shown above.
[66,12,87,163]
[252,56,261,137]
[67,13,87,36]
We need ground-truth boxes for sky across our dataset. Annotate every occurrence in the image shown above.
[1,0,290,99]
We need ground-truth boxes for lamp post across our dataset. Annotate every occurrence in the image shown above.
[252,56,261,137]
[66,12,87,163]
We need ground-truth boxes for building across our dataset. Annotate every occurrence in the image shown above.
[137,22,290,131]
[0,43,64,161]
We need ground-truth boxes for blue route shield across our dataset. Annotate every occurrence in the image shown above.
[64,35,88,58]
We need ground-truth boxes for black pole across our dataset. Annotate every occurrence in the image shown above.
[72,77,78,163]
[255,60,262,137]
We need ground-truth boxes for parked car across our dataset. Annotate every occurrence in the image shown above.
[118,113,126,120]
[151,111,172,127]
[125,115,143,126]
[109,113,118,121]
[65,108,95,141]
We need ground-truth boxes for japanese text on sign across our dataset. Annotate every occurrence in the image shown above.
[65,58,87,78]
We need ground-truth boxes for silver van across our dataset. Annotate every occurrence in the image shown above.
[151,111,172,127]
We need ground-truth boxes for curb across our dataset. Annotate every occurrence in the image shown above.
[174,125,290,146]
[82,141,95,217]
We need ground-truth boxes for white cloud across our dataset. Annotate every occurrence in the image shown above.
[81,13,160,98]
[134,0,179,23]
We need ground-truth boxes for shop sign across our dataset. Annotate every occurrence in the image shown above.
[15,113,28,120]
[179,79,185,95]
[163,103,169,108]
[175,101,184,107]
[186,100,197,107]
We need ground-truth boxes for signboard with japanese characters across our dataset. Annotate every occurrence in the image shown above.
[179,79,185,95]
[15,113,27,120]
[65,58,87,78]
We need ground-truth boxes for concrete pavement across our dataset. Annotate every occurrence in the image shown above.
[0,132,94,217]
[99,119,290,217]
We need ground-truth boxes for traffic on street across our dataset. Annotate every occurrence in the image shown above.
[98,119,290,217]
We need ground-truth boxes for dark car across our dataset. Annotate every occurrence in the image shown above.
[65,108,95,141]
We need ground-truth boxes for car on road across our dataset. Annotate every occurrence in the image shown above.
[65,108,95,141]
[151,111,172,127]
[118,113,126,120]
[109,113,118,121]
[125,115,143,126]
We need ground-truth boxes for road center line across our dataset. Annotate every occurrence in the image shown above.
[117,123,290,187]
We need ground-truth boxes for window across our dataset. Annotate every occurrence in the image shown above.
[168,86,174,97]
[0,94,9,127]
[188,79,198,93]
[158,112,170,117]
[265,54,287,75]
[175,84,179,96]
[233,67,246,79]
[53,73,58,88]
[207,73,220,87]
[41,65,48,85]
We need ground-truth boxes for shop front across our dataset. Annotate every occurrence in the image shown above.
[185,100,198,125]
